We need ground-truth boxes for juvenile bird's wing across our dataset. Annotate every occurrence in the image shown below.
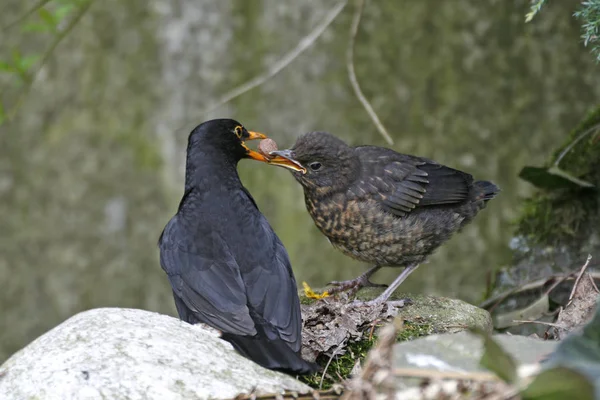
[159,217,257,336]
[354,146,473,217]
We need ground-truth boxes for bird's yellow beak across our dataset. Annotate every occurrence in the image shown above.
[268,150,307,174]
[242,131,270,162]
[246,131,267,141]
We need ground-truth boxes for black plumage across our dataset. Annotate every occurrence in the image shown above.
[269,131,500,306]
[159,119,317,374]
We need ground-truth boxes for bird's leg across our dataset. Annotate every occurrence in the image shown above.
[327,265,386,296]
[350,264,419,307]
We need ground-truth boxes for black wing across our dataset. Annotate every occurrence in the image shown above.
[159,218,257,336]
[239,214,302,351]
[355,146,473,217]
[159,189,302,352]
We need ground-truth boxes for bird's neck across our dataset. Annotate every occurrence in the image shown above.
[184,145,241,192]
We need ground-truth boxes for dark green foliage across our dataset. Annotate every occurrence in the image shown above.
[517,106,600,245]
[575,0,600,63]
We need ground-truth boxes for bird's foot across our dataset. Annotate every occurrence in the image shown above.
[327,274,387,296]
[349,297,412,309]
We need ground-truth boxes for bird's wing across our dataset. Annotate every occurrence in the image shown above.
[355,147,473,217]
[237,209,303,351]
[159,217,257,336]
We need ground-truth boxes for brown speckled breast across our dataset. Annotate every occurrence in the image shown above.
[304,190,469,267]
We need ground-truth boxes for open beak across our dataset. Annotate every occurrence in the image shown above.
[268,150,307,174]
[242,131,269,162]
[247,131,267,141]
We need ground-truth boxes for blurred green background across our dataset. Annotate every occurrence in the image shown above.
[1,0,598,362]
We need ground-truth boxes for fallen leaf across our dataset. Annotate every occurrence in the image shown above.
[303,281,329,299]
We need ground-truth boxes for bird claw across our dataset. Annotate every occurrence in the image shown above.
[326,276,387,296]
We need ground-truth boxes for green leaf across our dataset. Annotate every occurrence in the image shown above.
[55,4,76,21]
[0,61,16,73]
[519,166,595,190]
[521,366,594,400]
[0,102,5,125]
[19,55,40,71]
[471,329,518,383]
[23,22,53,33]
[11,49,21,65]
[38,8,57,28]
[525,0,546,23]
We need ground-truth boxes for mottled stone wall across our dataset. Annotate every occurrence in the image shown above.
[0,0,599,361]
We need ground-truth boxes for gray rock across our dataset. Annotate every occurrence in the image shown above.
[392,331,557,390]
[0,308,310,400]
[354,288,493,334]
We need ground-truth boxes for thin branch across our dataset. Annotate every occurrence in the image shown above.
[554,124,600,167]
[2,0,52,31]
[480,271,600,310]
[542,272,575,297]
[6,0,93,122]
[511,320,564,328]
[346,0,393,145]
[202,0,348,116]
[392,368,501,382]
[567,254,593,306]
[319,338,347,390]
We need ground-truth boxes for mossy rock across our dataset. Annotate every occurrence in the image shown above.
[298,288,492,388]
[517,106,600,247]
[355,288,493,333]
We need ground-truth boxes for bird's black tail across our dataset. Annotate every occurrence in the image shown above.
[472,180,500,205]
[222,333,320,376]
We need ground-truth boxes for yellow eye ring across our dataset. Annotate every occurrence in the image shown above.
[234,125,243,138]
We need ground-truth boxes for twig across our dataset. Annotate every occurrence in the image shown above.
[542,272,575,297]
[346,0,393,145]
[589,273,600,293]
[480,271,600,310]
[511,320,564,328]
[567,254,593,306]
[392,368,501,382]
[6,0,94,122]
[2,0,52,31]
[320,338,347,390]
[201,0,348,116]
[554,124,600,167]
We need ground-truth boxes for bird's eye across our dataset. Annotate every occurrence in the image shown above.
[234,126,243,138]
[309,162,322,171]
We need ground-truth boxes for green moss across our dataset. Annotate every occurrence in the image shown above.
[299,336,376,389]
[397,320,433,341]
[299,320,431,390]
[299,295,317,306]
[517,106,600,246]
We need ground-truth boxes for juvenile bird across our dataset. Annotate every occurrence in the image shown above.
[158,119,316,374]
[268,132,499,306]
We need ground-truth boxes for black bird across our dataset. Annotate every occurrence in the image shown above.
[159,119,317,374]
[268,131,500,306]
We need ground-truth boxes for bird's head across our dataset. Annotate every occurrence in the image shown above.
[269,131,361,195]
[187,119,271,163]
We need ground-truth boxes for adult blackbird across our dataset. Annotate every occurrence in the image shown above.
[158,119,317,375]
[268,131,499,306]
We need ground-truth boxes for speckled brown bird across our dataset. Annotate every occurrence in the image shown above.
[268,131,500,306]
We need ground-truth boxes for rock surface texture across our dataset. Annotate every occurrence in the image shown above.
[392,331,557,391]
[0,308,310,400]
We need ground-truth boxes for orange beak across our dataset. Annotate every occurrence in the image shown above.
[268,150,307,174]
[242,131,269,162]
